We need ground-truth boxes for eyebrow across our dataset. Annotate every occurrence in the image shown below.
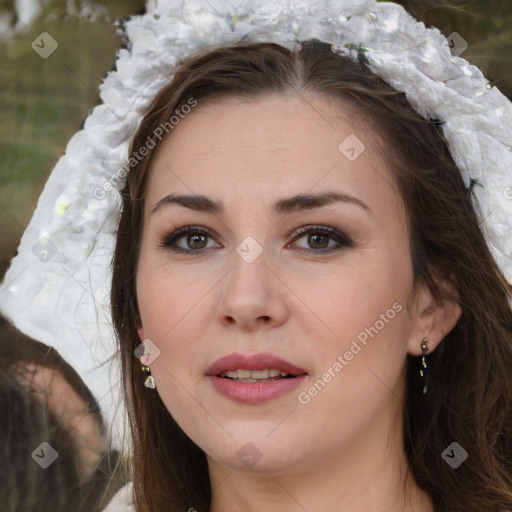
[151,191,372,216]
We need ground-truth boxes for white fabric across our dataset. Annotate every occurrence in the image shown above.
[101,483,135,512]
[1,0,511,450]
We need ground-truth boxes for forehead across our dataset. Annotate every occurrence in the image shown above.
[144,93,398,216]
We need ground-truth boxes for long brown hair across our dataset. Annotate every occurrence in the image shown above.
[111,40,512,511]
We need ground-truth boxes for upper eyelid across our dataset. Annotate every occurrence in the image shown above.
[163,224,345,240]
[161,224,352,250]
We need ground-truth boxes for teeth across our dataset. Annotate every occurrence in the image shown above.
[219,369,290,379]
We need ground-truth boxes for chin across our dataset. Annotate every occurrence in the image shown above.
[202,431,304,473]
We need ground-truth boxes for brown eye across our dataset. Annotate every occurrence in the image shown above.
[187,233,208,250]
[307,233,330,249]
[159,226,220,254]
[291,226,353,253]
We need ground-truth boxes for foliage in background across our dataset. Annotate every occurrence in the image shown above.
[0,1,144,276]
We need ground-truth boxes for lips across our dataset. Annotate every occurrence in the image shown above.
[205,352,308,377]
[205,352,308,404]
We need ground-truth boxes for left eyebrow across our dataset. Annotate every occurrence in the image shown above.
[151,191,372,217]
[273,192,372,216]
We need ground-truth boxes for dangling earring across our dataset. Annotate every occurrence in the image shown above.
[419,337,429,395]
[141,365,156,389]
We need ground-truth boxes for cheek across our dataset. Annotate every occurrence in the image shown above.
[135,253,214,376]
[299,245,413,394]
[293,271,411,438]
[302,245,411,331]
[137,243,200,330]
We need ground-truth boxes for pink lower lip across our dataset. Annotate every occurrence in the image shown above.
[208,375,307,404]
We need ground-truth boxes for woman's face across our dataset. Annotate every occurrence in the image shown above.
[136,93,427,475]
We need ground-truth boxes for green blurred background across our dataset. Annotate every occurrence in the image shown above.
[1,0,511,278]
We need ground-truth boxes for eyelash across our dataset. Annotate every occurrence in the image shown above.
[159,225,354,255]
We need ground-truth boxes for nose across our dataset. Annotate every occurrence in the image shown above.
[216,247,289,332]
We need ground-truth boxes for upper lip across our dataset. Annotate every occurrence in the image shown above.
[205,352,308,377]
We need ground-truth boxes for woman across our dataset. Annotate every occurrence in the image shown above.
[109,23,512,512]
[0,1,510,511]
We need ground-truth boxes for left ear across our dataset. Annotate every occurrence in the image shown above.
[406,277,462,356]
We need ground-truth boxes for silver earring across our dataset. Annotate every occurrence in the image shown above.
[141,366,156,389]
[419,337,429,395]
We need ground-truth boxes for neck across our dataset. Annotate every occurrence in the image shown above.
[209,455,433,512]
[208,404,434,512]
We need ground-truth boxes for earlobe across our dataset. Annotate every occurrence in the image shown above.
[137,327,146,341]
[406,279,462,356]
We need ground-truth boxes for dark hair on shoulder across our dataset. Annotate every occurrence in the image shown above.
[111,40,512,512]
[0,315,128,511]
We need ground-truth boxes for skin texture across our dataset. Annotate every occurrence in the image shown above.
[135,93,461,512]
